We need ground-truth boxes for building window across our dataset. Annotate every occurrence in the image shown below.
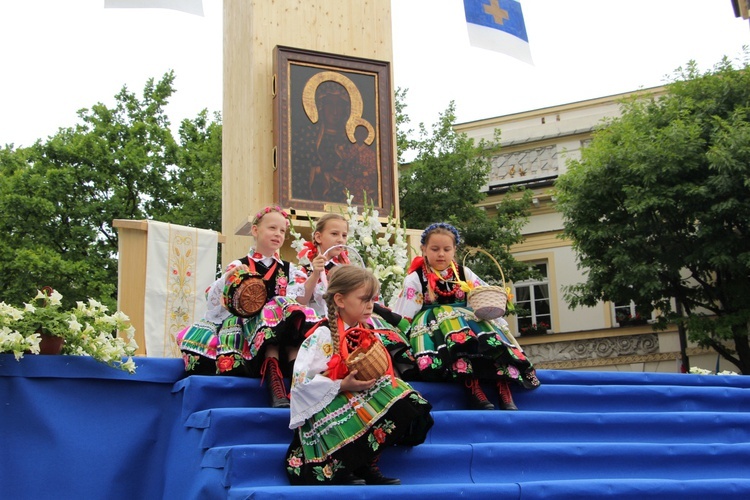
[613,301,648,327]
[514,262,551,335]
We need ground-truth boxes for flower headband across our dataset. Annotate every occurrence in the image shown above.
[252,205,290,226]
[421,222,461,246]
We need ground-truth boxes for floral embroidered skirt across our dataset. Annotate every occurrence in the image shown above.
[177,296,320,375]
[409,303,540,388]
[285,376,433,485]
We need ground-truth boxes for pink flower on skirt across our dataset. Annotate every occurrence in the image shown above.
[453,358,469,373]
[417,356,432,371]
[253,331,266,351]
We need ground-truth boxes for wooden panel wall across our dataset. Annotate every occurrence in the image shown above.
[222,0,395,264]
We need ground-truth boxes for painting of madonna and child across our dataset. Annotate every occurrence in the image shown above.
[273,46,396,214]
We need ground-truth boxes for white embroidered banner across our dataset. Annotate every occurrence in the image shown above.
[144,221,218,357]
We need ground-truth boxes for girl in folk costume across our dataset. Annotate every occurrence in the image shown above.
[392,223,540,410]
[285,266,433,486]
[297,213,418,379]
[177,206,320,408]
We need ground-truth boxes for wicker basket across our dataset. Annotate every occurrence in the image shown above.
[463,247,509,321]
[223,269,268,317]
[346,341,390,380]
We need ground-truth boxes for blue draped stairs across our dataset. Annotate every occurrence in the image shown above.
[166,368,750,499]
[2,355,750,499]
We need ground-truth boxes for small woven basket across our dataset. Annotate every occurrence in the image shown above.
[463,247,509,321]
[346,341,390,380]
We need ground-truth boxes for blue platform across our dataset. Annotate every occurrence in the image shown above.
[2,354,749,499]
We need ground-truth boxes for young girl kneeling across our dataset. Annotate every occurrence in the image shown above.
[285,266,433,486]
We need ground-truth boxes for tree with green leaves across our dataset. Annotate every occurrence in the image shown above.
[171,108,223,232]
[0,72,222,308]
[397,95,534,285]
[556,53,750,374]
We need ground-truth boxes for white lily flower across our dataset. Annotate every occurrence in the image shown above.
[67,315,83,332]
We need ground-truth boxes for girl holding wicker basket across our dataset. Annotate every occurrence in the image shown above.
[392,222,540,410]
[285,265,433,486]
[177,206,321,409]
[296,213,418,379]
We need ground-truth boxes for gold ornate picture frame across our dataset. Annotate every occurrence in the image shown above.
[273,46,395,214]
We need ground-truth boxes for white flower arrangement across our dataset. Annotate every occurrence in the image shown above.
[689,366,739,376]
[0,287,138,373]
[289,192,410,306]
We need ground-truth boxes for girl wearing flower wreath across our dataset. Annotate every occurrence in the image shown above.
[297,213,418,379]
[177,206,320,408]
[285,265,433,486]
[392,222,540,410]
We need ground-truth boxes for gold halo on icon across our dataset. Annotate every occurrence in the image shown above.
[302,71,376,146]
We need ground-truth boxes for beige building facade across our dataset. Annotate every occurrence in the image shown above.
[455,88,734,374]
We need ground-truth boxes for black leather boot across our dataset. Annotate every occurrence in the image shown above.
[465,378,495,410]
[497,380,519,411]
[354,456,401,485]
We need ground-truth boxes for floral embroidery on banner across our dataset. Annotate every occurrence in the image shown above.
[165,226,200,357]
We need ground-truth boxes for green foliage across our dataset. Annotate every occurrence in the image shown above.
[0,72,222,309]
[396,94,534,286]
[171,109,223,232]
[399,100,494,228]
[394,87,414,166]
[556,52,750,373]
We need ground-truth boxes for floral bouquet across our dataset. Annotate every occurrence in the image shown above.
[290,191,410,306]
[0,287,138,373]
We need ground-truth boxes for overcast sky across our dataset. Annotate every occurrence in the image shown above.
[1,0,748,148]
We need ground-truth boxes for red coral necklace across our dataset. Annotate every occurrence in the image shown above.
[423,260,459,297]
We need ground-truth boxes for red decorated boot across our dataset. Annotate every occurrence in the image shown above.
[464,378,495,410]
[260,357,290,408]
[497,380,518,411]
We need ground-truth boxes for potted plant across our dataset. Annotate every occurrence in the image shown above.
[519,322,550,336]
[616,312,648,327]
[0,287,138,373]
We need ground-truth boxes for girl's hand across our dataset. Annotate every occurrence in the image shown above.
[340,370,376,392]
[311,254,326,275]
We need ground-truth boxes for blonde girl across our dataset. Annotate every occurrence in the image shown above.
[285,266,433,485]
[177,206,320,408]
[298,213,349,316]
[297,213,418,379]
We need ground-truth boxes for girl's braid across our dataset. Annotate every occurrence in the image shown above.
[325,294,340,355]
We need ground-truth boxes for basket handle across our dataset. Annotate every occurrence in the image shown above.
[462,246,506,288]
